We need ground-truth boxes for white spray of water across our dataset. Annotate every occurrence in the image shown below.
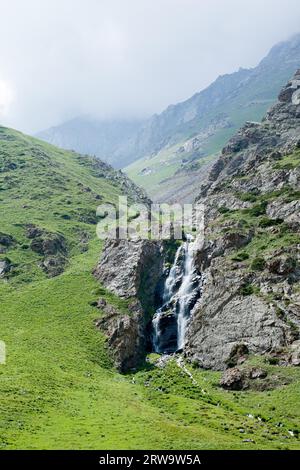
[176,236,197,350]
[152,235,199,353]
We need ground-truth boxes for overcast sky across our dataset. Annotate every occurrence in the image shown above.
[0,0,300,133]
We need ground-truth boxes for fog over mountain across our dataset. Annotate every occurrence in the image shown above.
[37,34,300,170]
[1,0,300,133]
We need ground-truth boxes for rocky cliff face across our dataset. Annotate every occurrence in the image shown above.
[94,239,164,371]
[185,71,300,369]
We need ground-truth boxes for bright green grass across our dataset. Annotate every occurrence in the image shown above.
[1,126,300,449]
[131,357,300,450]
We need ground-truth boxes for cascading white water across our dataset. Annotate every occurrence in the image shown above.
[152,235,200,354]
[162,247,182,303]
[176,236,197,350]
[152,309,164,353]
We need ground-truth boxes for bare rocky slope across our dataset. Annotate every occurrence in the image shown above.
[95,72,300,373]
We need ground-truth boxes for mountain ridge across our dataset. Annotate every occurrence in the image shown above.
[126,33,300,201]
[36,116,146,169]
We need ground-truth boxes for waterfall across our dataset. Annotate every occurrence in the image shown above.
[152,235,201,354]
[177,236,197,350]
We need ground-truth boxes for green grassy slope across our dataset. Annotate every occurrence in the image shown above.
[1,126,300,449]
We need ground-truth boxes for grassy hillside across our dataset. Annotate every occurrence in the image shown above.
[1,126,300,449]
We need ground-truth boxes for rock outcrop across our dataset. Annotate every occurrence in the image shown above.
[94,239,163,308]
[0,233,14,253]
[0,258,11,279]
[94,299,146,373]
[94,239,164,371]
[185,71,300,370]
[26,225,68,277]
[220,366,268,391]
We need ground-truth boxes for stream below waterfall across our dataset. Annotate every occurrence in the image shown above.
[152,236,202,354]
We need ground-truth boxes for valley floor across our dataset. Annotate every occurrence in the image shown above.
[1,243,300,450]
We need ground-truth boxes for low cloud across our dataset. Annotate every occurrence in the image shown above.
[1,0,300,133]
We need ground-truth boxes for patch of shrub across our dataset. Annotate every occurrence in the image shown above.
[239,283,255,296]
[274,162,295,170]
[245,201,268,217]
[251,257,266,271]
[284,190,300,203]
[275,307,285,320]
[238,219,250,228]
[266,356,279,365]
[232,251,249,262]
[258,217,283,228]
[218,206,230,214]
[279,223,291,235]
[236,192,258,203]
